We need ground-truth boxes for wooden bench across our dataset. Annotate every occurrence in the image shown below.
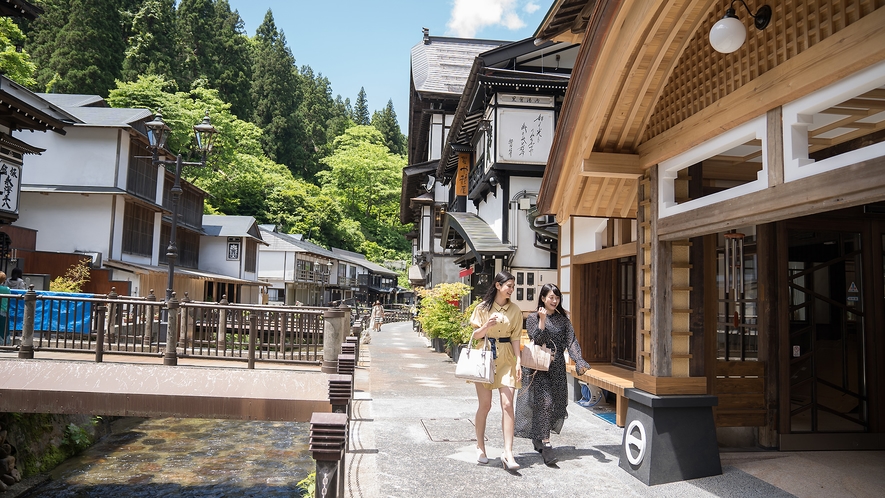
[566,363,635,427]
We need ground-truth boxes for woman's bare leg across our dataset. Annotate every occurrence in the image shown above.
[499,386,516,459]
[475,383,492,456]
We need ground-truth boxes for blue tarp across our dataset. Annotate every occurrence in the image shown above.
[7,290,94,334]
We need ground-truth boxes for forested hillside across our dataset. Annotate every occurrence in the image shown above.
[9,0,409,266]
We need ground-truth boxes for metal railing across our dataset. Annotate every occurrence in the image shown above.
[0,288,325,365]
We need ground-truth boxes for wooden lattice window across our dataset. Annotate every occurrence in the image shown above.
[159,224,199,269]
[122,202,154,257]
[245,239,257,273]
[126,139,157,201]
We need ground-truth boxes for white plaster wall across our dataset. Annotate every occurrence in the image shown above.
[572,217,608,256]
[21,127,123,188]
[257,250,287,281]
[18,192,113,257]
[476,185,504,241]
[200,237,243,278]
[507,176,549,268]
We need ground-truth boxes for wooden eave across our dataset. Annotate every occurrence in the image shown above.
[0,0,42,20]
[534,0,600,45]
[540,1,885,222]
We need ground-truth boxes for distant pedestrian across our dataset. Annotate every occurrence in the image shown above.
[7,268,26,290]
[515,283,590,465]
[468,271,523,471]
[371,301,384,333]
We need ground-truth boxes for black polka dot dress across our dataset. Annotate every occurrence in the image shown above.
[515,311,590,441]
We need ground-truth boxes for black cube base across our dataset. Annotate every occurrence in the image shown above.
[618,388,721,486]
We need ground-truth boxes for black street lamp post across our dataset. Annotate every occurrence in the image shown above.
[145,111,217,365]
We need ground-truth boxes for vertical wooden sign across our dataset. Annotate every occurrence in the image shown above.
[455,152,469,196]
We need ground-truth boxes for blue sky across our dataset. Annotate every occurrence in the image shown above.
[227,0,552,132]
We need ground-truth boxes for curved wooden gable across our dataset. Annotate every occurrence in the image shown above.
[540,0,885,221]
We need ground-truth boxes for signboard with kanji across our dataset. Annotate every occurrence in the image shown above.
[455,152,469,196]
[0,161,21,217]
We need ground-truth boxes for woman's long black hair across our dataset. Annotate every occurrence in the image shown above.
[480,271,515,310]
[536,283,567,315]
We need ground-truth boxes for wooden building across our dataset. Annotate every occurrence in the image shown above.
[537,0,885,450]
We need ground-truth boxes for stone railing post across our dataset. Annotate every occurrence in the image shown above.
[321,308,346,374]
[106,287,118,345]
[217,295,229,352]
[179,292,191,353]
[94,302,107,363]
[248,312,257,369]
[164,293,179,366]
[17,285,36,359]
[309,412,348,498]
[144,289,157,347]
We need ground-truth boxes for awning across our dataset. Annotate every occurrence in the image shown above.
[441,212,513,265]
[408,264,426,286]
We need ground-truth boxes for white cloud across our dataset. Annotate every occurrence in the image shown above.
[446,0,527,38]
[525,2,541,14]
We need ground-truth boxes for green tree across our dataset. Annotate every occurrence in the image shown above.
[297,65,353,179]
[371,99,406,156]
[177,0,252,118]
[121,0,179,83]
[42,0,125,95]
[317,125,410,258]
[213,0,253,118]
[23,0,70,91]
[0,18,36,86]
[353,86,369,125]
[251,10,306,174]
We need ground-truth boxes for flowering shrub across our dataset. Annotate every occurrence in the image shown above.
[416,282,475,345]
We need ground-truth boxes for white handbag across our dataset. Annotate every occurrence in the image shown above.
[454,339,495,383]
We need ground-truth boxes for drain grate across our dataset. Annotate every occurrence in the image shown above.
[420,418,479,442]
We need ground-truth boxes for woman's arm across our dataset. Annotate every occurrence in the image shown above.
[565,317,591,375]
[525,312,550,345]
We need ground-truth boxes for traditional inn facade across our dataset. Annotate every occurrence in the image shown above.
[401,30,507,289]
[435,37,578,308]
[536,0,885,452]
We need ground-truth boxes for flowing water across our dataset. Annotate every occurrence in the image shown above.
[25,417,313,497]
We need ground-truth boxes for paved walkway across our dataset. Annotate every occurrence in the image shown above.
[347,320,885,498]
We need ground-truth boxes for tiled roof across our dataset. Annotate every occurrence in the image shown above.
[411,37,508,97]
[202,215,265,244]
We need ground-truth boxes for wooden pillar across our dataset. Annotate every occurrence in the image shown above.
[649,164,672,377]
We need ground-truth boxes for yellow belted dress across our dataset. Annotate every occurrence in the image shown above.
[469,300,523,390]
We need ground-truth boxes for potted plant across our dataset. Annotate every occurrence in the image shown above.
[415,282,472,354]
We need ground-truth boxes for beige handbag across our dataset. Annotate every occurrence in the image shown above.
[521,340,554,371]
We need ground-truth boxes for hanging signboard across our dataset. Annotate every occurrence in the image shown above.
[455,152,469,196]
[0,161,22,216]
[496,108,555,165]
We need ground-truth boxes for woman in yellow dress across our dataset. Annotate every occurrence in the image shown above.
[469,271,523,470]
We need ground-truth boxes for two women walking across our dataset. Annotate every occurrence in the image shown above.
[468,271,590,471]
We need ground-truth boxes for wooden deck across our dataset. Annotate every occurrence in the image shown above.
[568,362,635,427]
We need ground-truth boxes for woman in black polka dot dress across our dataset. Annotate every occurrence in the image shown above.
[515,283,590,465]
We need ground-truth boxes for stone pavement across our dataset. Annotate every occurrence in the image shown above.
[345,320,885,498]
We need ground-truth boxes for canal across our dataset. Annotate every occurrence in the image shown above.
[24,417,313,497]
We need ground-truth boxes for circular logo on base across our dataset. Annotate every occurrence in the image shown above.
[625,420,647,466]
